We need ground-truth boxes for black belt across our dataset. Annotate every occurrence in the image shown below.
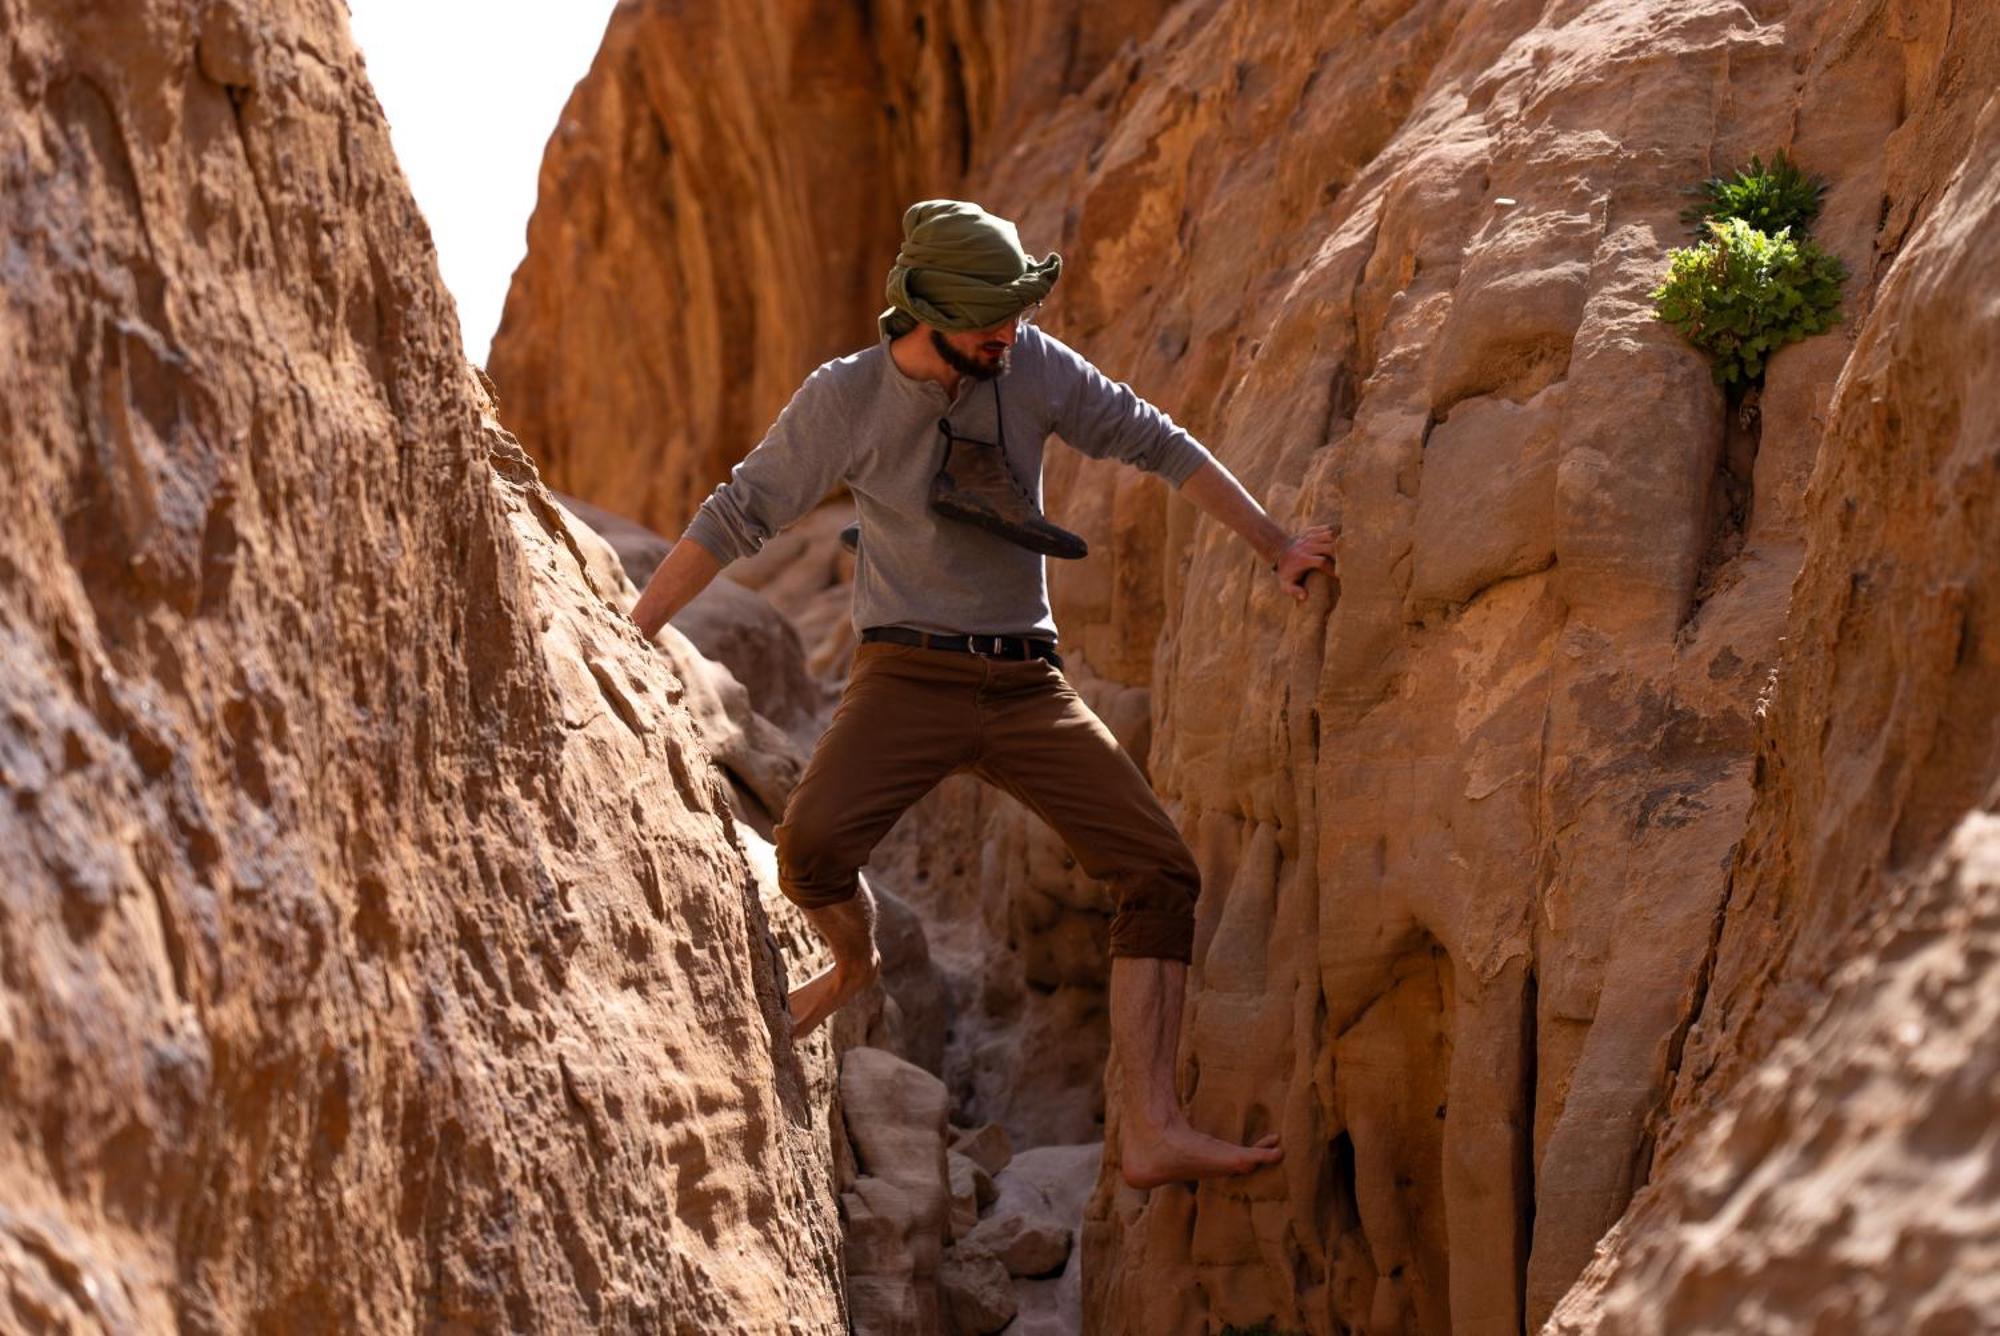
[861,625,1064,668]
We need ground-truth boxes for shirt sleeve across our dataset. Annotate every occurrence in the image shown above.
[1037,328,1215,486]
[682,364,850,564]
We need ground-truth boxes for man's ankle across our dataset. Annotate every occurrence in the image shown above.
[835,951,882,991]
[1122,1101,1183,1142]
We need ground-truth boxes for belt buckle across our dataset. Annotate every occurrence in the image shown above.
[970,634,1008,660]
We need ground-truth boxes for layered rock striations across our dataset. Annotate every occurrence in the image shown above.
[495,0,1999,1332]
[0,1,841,1328]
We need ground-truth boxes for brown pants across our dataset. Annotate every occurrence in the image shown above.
[774,639,1199,961]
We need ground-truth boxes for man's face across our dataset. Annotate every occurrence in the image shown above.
[929,305,1035,380]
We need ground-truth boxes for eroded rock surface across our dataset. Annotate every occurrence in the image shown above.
[554,491,827,738]
[972,2,1999,1331]
[496,0,2000,1331]
[0,2,840,1329]
[1549,63,2000,1333]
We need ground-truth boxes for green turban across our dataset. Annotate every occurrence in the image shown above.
[879,200,1061,340]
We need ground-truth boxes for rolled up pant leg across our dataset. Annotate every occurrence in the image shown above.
[774,643,977,909]
[970,661,1200,961]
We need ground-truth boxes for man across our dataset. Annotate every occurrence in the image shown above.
[632,200,1335,1186]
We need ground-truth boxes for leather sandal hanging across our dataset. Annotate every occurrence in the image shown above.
[929,380,1089,559]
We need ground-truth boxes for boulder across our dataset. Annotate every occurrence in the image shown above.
[946,1151,995,1241]
[964,1209,1071,1281]
[949,1122,1016,1179]
[1004,1146,1103,1335]
[938,1240,1018,1336]
[839,1048,952,1334]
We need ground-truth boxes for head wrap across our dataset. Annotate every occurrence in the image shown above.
[879,200,1062,340]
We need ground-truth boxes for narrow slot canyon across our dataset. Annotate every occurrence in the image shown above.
[2,2,1995,1334]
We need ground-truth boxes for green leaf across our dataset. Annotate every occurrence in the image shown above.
[1651,181,1846,387]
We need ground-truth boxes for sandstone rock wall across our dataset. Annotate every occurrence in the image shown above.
[484,0,1173,542]
[0,1,841,1328]
[491,0,1999,1331]
[968,2,1996,1329]
[1550,49,2000,1331]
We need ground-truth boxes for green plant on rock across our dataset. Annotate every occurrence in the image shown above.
[1679,149,1828,238]
[1650,216,1847,388]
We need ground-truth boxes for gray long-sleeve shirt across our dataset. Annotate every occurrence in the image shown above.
[682,325,1214,640]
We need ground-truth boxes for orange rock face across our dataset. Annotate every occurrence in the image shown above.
[1551,46,2000,1330]
[982,2,1998,1330]
[0,2,840,1328]
[459,0,2000,1332]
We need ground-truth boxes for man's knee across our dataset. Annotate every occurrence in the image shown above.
[773,805,862,911]
[1107,842,1199,962]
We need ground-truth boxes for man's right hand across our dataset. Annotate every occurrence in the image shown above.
[631,537,724,639]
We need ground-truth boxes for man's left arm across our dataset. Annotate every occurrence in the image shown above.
[1042,330,1336,601]
[1177,459,1337,602]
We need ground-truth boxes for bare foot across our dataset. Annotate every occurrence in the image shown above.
[1120,1121,1282,1189]
[786,959,876,1039]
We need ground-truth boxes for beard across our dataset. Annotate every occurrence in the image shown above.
[931,328,1011,380]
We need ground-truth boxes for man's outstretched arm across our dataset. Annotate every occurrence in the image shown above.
[1177,457,1337,601]
[1035,331,1336,596]
[632,363,851,640]
[631,537,724,639]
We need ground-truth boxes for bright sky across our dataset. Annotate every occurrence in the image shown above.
[344,0,619,363]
